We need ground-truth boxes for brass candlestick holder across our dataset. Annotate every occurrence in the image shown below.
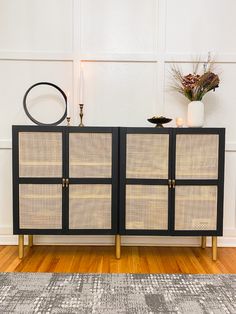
[66,116,71,126]
[79,104,84,127]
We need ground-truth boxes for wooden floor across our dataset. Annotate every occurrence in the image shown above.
[0,245,236,274]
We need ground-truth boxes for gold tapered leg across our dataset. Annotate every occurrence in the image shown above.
[28,235,33,247]
[115,234,121,259]
[212,236,217,261]
[201,236,206,249]
[18,235,24,259]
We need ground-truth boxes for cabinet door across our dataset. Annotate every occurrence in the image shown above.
[125,184,169,231]
[13,127,64,233]
[18,131,63,178]
[69,132,112,178]
[175,133,219,180]
[119,128,171,235]
[174,185,218,231]
[173,129,225,235]
[67,128,118,234]
[19,184,62,229]
[69,184,112,230]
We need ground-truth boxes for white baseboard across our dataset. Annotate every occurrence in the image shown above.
[1,234,236,247]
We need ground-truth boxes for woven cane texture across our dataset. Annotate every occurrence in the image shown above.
[175,185,217,230]
[176,134,219,179]
[19,132,62,178]
[19,184,62,229]
[69,184,112,229]
[69,133,112,178]
[126,185,168,230]
[126,134,169,179]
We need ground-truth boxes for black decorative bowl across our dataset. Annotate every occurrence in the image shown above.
[147,116,172,128]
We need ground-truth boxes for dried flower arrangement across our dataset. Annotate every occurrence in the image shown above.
[170,55,220,101]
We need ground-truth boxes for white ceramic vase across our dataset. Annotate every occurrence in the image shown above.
[187,100,204,127]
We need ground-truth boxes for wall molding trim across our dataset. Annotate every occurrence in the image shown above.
[0,51,74,61]
[1,51,236,64]
[0,140,12,149]
[225,142,236,152]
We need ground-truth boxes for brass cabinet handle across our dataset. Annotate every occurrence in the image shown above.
[172,179,176,188]
[168,179,172,188]
[65,178,69,188]
[62,178,66,188]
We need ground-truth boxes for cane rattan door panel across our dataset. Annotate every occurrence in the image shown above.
[19,132,62,178]
[174,185,218,231]
[69,184,112,229]
[69,133,112,178]
[119,128,171,235]
[175,134,219,179]
[125,185,168,230]
[126,134,169,179]
[19,184,62,229]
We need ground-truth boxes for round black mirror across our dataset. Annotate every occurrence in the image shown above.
[23,82,67,126]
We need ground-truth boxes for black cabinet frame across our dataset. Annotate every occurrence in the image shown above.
[118,127,225,237]
[12,126,225,238]
[12,126,119,235]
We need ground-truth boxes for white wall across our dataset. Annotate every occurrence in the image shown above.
[0,0,236,246]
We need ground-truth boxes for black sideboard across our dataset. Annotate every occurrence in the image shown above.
[12,126,225,260]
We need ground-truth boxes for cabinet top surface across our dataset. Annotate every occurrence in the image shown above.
[12,125,225,130]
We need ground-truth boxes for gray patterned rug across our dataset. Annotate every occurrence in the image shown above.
[0,273,235,313]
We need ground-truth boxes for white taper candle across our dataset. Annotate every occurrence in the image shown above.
[80,63,84,104]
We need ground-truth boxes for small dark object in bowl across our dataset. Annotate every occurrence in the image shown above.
[147,116,172,128]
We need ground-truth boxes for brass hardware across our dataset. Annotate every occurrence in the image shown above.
[168,179,176,188]
[79,104,84,127]
[66,116,71,126]
[19,235,24,259]
[115,234,121,259]
[212,236,217,261]
[62,178,66,188]
[63,178,69,188]
[201,236,206,249]
[28,235,33,248]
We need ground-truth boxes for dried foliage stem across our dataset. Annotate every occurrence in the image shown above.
[170,57,220,102]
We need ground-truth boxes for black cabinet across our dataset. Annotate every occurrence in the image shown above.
[12,126,225,260]
[12,126,119,258]
[119,127,225,258]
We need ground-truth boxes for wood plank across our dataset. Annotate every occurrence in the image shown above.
[0,246,235,274]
